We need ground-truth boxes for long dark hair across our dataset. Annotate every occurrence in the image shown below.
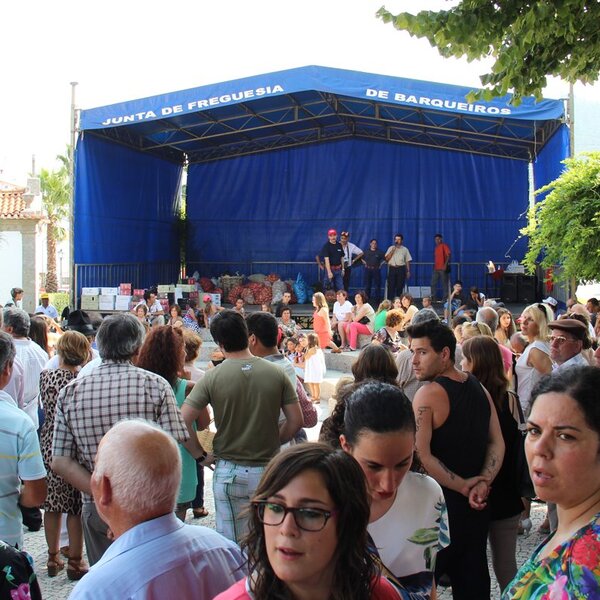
[462,336,508,411]
[243,443,377,600]
[351,344,398,384]
[28,316,50,355]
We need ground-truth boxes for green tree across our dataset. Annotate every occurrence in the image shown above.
[377,1,600,102]
[40,152,70,292]
[521,152,600,283]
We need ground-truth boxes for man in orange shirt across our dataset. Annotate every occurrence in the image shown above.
[431,234,451,302]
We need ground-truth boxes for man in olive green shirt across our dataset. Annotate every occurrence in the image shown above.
[182,310,301,542]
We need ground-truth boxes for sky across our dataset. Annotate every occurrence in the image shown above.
[1,0,598,183]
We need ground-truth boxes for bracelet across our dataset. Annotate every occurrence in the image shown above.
[195,451,208,464]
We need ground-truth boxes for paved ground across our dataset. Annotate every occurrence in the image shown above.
[24,402,547,600]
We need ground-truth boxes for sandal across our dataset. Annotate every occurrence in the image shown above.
[66,556,89,581]
[192,507,209,519]
[47,551,65,578]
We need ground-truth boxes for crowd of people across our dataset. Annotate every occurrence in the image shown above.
[0,283,599,600]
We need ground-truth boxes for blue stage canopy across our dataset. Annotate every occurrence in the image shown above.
[74,66,569,293]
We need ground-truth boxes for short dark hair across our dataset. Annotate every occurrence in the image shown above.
[531,367,600,437]
[588,297,599,308]
[10,288,23,300]
[143,289,156,302]
[394,233,403,239]
[407,319,456,361]
[454,280,463,286]
[210,310,249,352]
[246,312,278,348]
[434,233,442,238]
[354,290,368,304]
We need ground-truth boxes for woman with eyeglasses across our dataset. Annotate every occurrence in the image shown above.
[215,443,401,600]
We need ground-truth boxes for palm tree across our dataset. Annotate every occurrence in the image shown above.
[40,157,69,293]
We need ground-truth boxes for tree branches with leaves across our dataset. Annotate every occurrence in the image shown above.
[377,1,600,102]
[521,152,600,283]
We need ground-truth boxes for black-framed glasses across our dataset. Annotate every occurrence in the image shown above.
[254,501,338,532]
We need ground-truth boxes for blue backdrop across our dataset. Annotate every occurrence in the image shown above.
[187,138,529,270]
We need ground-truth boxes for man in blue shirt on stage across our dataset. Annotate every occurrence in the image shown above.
[69,419,245,599]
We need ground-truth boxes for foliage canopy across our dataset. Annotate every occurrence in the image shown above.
[522,152,600,283]
[377,1,600,102]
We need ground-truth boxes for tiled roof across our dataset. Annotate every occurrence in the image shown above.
[0,187,43,219]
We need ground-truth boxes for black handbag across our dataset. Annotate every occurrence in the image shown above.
[358,316,370,325]
[509,391,535,498]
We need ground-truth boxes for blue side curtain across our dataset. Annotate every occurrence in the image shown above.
[74,134,182,265]
[186,138,529,270]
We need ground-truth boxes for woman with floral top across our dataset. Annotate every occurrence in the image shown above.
[502,366,600,599]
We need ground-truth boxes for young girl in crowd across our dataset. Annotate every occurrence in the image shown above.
[202,295,224,327]
[293,333,308,381]
[283,336,298,359]
[304,332,326,404]
[495,307,517,348]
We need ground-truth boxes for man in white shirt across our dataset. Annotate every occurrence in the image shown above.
[549,318,590,372]
[385,234,413,300]
[340,231,363,292]
[34,293,59,320]
[2,308,48,428]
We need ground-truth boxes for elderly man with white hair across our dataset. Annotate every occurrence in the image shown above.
[69,420,244,599]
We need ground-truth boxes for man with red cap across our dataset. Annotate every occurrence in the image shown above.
[319,229,345,292]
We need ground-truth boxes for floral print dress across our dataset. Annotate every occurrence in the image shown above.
[502,512,600,599]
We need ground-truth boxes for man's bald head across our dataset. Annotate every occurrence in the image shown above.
[93,420,181,520]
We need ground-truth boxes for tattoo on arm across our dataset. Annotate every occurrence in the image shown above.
[415,406,431,432]
[482,451,499,478]
[437,459,457,480]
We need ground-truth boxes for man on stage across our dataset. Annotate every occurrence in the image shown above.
[319,229,345,292]
[340,231,363,292]
[385,234,412,299]
[431,234,451,301]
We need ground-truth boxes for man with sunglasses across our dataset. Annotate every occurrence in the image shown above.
[548,318,590,372]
